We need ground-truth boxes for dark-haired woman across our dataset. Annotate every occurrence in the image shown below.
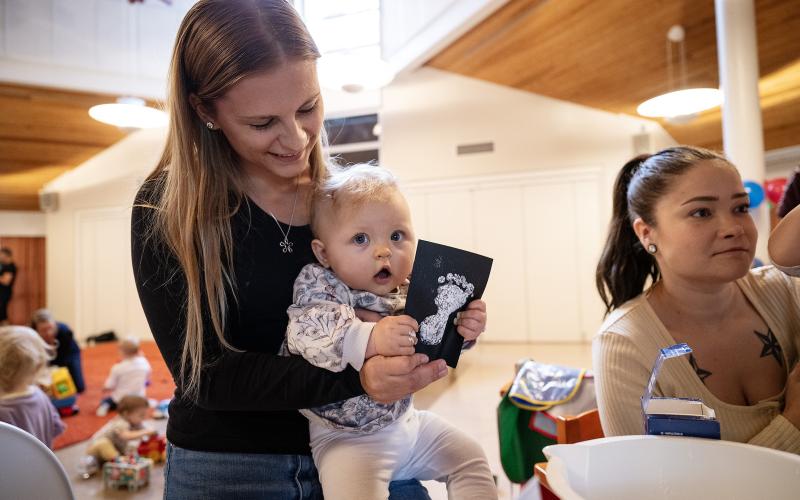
[594,146,800,453]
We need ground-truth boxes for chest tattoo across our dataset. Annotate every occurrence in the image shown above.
[688,353,712,383]
[754,328,783,366]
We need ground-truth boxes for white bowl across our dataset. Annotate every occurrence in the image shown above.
[544,435,800,500]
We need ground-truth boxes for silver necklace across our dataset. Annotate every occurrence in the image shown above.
[267,178,299,254]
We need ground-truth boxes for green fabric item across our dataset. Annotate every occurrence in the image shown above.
[497,391,556,484]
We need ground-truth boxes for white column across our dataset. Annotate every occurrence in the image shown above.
[715,0,768,261]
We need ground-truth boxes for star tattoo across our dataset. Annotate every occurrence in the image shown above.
[754,329,783,366]
[688,354,712,383]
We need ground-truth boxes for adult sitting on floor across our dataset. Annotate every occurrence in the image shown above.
[31,309,85,394]
[594,146,800,453]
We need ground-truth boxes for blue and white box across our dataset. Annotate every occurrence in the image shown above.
[642,343,721,440]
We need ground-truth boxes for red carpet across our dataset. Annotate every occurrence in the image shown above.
[52,340,175,450]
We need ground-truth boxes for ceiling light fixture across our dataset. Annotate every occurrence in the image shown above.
[88,97,168,129]
[637,25,722,120]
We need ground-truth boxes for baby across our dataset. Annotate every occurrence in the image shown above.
[0,326,65,449]
[283,164,496,500]
[83,395,156,474]
[96,337,151,416]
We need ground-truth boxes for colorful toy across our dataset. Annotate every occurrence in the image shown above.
[137,434,167,463]
[102,455,153,492]
[51,395,79,417]
[49,367,77,399]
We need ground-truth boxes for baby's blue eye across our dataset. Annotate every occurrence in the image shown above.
[353,233,369,245]
[391,231,403,242]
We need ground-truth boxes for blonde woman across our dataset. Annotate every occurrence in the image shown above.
[131,1,447,498]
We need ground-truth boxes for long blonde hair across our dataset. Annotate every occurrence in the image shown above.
[144,0,328,400]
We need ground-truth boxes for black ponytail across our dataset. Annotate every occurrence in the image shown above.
[596,146,731,315]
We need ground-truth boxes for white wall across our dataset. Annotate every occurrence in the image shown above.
[44,126,166,340]
[0,210,46,236]
[381,67,676,341]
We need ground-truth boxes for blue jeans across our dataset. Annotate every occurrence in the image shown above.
[164,443,430,500]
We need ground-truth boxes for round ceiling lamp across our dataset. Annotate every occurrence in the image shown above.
[637,88,723,118]
[637,25,722,120]
[88,97,168,129]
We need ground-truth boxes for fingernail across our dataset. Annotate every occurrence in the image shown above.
[453,317,460,326]
[420,354,429,363]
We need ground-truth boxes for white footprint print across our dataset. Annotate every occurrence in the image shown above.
[419,273,475,345]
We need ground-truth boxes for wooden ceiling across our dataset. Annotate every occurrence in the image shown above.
[427,0,800,154]
[2,0,797,212]
[0,84,129,211]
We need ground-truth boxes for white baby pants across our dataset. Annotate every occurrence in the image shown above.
[309,407,497,500]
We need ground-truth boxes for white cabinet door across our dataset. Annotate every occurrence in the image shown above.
[425,191,474,251]
[523,182,583,342]
[403,166,602,343]
[472,187,528,342]
[573,179,605,340]
[76,208,149,340]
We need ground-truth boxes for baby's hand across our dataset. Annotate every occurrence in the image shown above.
[370,315,419,357]
[455,300,487,342]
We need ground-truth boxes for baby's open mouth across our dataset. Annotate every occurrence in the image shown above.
[374,267,392,280]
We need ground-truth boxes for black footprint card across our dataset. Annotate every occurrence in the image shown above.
[405,240,493,368]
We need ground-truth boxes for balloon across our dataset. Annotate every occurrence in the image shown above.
[764,177,788,205]
[744,180,764,208]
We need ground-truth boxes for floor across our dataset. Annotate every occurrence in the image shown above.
[56,342,593,499]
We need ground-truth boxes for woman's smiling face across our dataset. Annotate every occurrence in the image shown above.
[208,59,324,181]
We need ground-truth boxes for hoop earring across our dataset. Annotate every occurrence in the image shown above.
[206,121,215,130]
[647,244,658,254]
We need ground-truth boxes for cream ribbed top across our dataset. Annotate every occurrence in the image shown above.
[593,266,800,454]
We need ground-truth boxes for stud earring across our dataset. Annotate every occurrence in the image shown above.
[647,244,658,254]
[206,121,215,130]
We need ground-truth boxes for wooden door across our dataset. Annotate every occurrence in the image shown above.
[0,236,46,325]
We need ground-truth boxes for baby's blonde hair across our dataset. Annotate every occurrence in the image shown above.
[0,326,52,393]
[311,164,399,237]
[119,337,141,356]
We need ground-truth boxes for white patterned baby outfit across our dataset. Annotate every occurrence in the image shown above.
[283,263,497,500]
[283,263,411,433]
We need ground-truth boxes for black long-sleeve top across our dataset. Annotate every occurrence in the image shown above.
[131,184,365,454]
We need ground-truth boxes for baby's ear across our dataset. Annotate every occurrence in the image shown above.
[311,239,330,267]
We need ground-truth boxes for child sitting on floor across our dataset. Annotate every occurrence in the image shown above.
[85,395,156,468]
[282,164,496,500]
[96,337,151,416]
[0,326,65,449]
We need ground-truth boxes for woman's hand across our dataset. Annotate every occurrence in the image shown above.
[360,353,448,404]
[783,363,800,429]
[455,299,487,342]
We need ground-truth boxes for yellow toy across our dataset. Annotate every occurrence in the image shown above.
[49,367,77,399]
